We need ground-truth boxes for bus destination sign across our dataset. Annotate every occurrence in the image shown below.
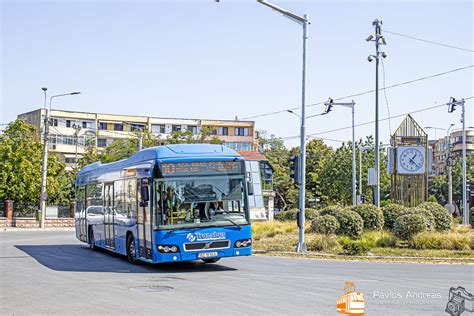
[160,161,243,176]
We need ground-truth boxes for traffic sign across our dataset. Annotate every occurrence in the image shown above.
[41,192,48,201]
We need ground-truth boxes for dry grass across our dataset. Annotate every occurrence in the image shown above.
[411,230,474,250]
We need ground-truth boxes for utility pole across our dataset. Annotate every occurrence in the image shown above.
[39,91,81,228]
[73,124,82,169]
[447,97,467,224]
[366,19,387,208]
[257,0,310,253]
[39,88,48,228]
[324,98,357,205]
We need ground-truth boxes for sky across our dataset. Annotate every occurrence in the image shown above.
[1,0,473,148]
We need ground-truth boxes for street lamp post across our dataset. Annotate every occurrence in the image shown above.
[39,91,81,228]
[447,98,468,225]
[366,20,387,208]
[258,0,310,252]
[324,99,356,205]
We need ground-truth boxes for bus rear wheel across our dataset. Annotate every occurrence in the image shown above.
[127,235,138,265]
[202,258,220,264]
[88,227,96,251]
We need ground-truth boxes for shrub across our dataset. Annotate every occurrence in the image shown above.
[382,203,406,230]
[342,241,370,256]
[335,210,364,237]
[304,208,320,221]
[417,202,452,231]
[401,208,436,230]
[274,208,320,222]
[307,234,342,253]
[428,195,438,203]
[320,205,345,217]
[411,231,472,250]
[393,213,428,240]
[310,215,340,235]
[350,204,384,230]
[274,209,298,221]
[471,207,474,225]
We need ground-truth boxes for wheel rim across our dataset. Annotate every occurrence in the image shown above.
[129,239,135,258]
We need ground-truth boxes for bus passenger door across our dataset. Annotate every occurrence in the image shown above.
[137,179,152,259]
[104,183,115,249]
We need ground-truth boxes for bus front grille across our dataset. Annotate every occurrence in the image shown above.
[184,240,230,251]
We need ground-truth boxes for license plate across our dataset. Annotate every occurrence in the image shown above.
[198,251,218,259]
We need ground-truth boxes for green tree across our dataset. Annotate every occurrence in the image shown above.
[258,130,298,210]
[0,119,73,204]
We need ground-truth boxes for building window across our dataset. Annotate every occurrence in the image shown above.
[98,122,107,130]
[211,129,217,136]
[223,142,252,151]
[51,118,58,127]
[65,157,76,164]
[188,125,198,135]
[114,123,123,131]
[219,127,228,136]
[152,124,166,134]
[82,121,92,129]
[130,123,144,132]
[172,125,181,132]
[260,161,273,191]
[97,139,107,148]
[234,127,249,136]
[66,120,71,128]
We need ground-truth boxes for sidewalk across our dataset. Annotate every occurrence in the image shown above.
[1,227,75,232]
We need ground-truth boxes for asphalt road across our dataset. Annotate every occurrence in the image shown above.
[0,230,472,316]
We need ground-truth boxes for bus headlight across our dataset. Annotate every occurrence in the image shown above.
[157,245,180,253]
[234,239,252,248]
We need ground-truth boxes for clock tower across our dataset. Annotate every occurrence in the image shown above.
[388,115,429,207]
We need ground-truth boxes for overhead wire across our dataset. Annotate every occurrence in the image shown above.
[280,96,473,141]
[241,64,474,120]
[384,30,474,53]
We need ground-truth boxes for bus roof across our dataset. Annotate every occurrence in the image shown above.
[76,144,243,184]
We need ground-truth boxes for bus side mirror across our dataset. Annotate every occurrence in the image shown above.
[140,186,149,207]
[247,181,254,196]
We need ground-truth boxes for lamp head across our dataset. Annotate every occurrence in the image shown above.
[42,87,47,92]
[365,35,373,42]
[381,52,387,58]
[367,55,374,62]
[70,92,81,95]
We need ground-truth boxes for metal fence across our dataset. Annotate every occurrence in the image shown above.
[0,200,5,217]
[13,202,38,218]
[57,205,74,218]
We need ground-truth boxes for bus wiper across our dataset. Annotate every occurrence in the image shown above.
[220,218,242,230]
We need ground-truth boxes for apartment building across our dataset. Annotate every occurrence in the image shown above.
[432,128,474,175]
[18,108,257,170]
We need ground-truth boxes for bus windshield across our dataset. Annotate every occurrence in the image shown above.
[154,175,249,229]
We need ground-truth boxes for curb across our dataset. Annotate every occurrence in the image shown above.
[252,250,474,263]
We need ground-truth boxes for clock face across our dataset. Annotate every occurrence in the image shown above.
[399,148,424,172]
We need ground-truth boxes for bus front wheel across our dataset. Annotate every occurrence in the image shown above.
[202,258,220,264]
[127,235,138,265]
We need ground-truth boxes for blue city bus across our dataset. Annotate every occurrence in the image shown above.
[75,144,253,264]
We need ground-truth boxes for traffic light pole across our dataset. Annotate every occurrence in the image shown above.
[461,99,467,225]
[296,15,309,253]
